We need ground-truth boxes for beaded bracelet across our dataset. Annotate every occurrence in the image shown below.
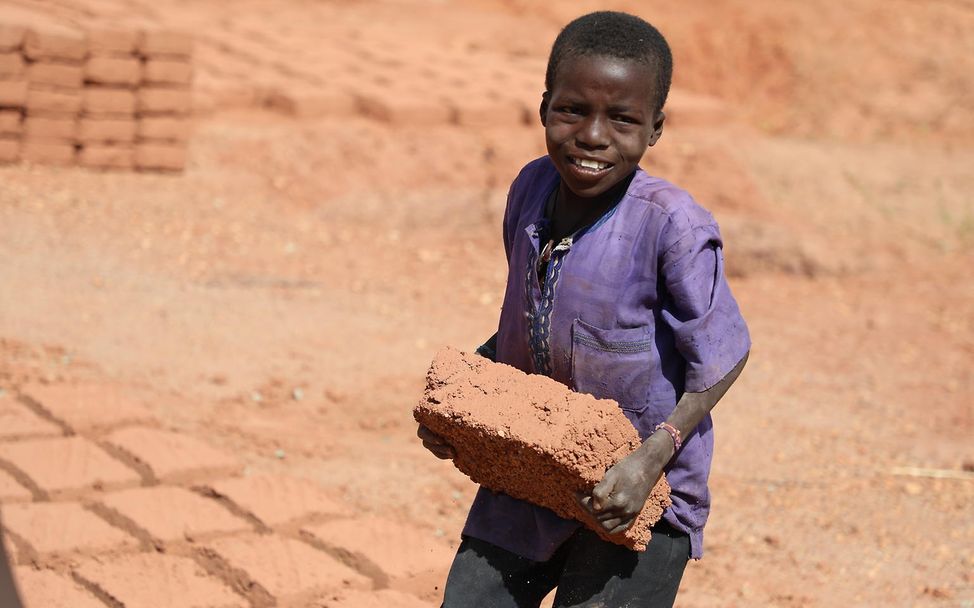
[654,422,683,453]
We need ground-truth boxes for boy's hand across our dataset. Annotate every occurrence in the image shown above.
[576,432,671,534]
[417,423,455,460]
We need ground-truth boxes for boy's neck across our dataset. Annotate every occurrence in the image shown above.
[554,168,637,232]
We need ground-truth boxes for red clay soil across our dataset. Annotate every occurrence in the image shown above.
[415,348,671,551]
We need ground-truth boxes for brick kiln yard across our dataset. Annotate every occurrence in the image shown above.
[0,0,972,607]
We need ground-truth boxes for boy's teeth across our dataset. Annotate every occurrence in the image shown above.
[575,158,609,170]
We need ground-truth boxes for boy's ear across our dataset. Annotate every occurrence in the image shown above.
[539,91,550,127]
[647,110,665,147]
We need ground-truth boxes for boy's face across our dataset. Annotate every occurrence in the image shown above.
[541,55,664,200]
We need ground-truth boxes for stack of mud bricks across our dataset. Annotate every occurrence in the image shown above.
[0,24,192,171]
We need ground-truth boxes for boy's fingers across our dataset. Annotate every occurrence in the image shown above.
[418,425,455,459]
[418,426,455,455]
[577,494,605,522]
[577,492,626,529]
[423,441,454,459]
[607,520,633,535]
[591,479,613,511]
[417,424,442,443]
[594,506,625,521]
[599,517,624,531]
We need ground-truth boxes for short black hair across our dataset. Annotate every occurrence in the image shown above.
[545,11,673,113]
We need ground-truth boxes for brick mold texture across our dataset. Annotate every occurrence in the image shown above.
[22,383,156,433]
[202,534,370,604]
[413,347,672,551]
[205,474,348,527]
[12,567,105,608]
[74,553,247,608]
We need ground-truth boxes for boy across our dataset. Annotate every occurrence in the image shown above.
[418,11,750,607]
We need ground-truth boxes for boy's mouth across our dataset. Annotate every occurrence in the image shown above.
[568,156,613,173]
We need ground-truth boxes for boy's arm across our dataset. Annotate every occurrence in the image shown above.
[579,351,748,534]
[580,215,750,534]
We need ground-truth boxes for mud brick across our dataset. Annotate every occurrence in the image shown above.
[356,85,451,126]
[137,116,190,141]
[98,486,251,543]
[1,502,137,555]
[0,25,26,52]
[322,589,433,608]
[137,86,192,115]
[82,86,136,116]
[22,383,156,433]
[87,29,138,56]
[25,87,81,114]
[207,475,347,526]
[78,144,134,170]
[85,55,140,86]
[20,140,76,166]
[105,427,240,483]
[142,58,192,86]
[138,30,193,58]
[78,117,135,143]
[0,392,62,440]
[23,116,76,141]
[13,567,105,608]
[0,137,18,163]
[0,109,21,135]
[264,85,357,119]
[0,80,28,107]
[135,142,186,171]
[203,534,369,603]
[0,437,139,498]
[0,53,25,78]
[0,468,31,503]
[413,348,672,551]
[23,29,86,62]
[26,61,83,89]
[304,517,454,580]
[74,553,246,608]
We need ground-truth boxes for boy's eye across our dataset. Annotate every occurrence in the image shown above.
[612,114,636,124]
[559,105,582,115]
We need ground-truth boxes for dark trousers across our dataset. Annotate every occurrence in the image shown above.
[441,522,690,608]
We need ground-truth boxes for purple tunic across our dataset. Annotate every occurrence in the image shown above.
[462,156,751,561]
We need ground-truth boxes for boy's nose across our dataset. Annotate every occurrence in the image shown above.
[576,115,610,149]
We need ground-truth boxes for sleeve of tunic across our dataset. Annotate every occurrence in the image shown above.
[502,183,515,264]
[658,212,751,393]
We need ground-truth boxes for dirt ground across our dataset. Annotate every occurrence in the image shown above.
[0,0,972,606]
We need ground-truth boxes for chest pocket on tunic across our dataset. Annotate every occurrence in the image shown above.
[570,318,654,414]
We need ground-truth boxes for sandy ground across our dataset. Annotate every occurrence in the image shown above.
[0,0,972,606]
